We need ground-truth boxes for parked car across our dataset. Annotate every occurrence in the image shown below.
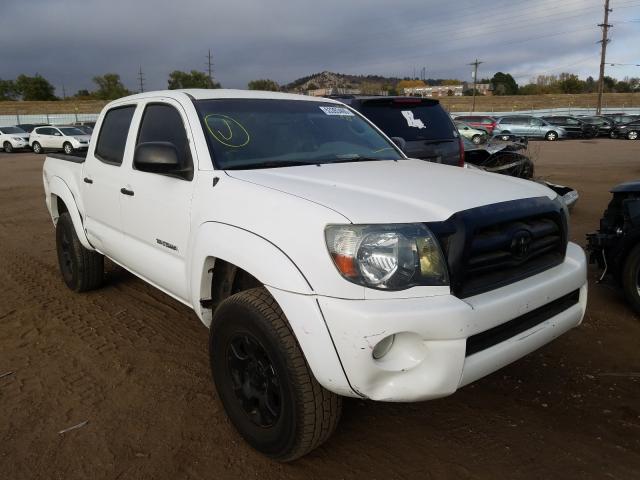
[603,113,640,125]
[587,181,640,313]
[454,115,498,135]
[329,95,463,166]
[493,116,567,141]
[455,121,487,144]
[73,124,94,135]
[578,116,615,137]
[463,137,578,209]
[610,119,640,140]
[43,89,587,461]
[540,116,598,138]
[0,126,30,153]
[30,126,91,155]
[16,123,50,133]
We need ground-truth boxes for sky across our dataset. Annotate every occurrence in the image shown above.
[1,0,638,95]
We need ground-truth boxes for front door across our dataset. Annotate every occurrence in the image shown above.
[119,100,196,302]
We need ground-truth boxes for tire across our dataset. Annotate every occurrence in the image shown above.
[63,142,74,155]
[3,141,13,153]
[499,131,511,141]
[627,130,639,141]
[210,287,341,461]
[55,212,104,292]
[471,134,482,145]
[622,244,640,316]
[32,142,42,154]
[610,131,618,139]
[545,131,558,141]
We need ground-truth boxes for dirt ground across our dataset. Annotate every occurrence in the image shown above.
[1,139,639,480]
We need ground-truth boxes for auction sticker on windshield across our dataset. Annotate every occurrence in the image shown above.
[319,106,354,116]
[401,110,426,129]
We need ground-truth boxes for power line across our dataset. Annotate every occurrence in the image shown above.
[597,0,612,114]
[206,49,215,86]
[137,66,145,93]
[469,59,483,113]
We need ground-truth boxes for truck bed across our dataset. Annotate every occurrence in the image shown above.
[47,152,86,163]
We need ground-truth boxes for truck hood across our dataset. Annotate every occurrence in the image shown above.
[226,158,556,223]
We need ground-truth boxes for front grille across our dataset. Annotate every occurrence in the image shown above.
[428,197,568,298]
[465,289,580,357]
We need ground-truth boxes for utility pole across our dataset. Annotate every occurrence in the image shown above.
[469,59,483,112]
[596,0,612,115]
[62,83,67,100]
[137,66,145,93]
[206,49,215,86]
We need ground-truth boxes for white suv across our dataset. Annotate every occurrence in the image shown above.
[0,126,30,153]
[30,126,91,155]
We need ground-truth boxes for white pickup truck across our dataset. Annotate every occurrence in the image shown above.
[43,89,587,461]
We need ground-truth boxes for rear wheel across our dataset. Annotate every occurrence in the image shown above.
[499,131,511,141]
[545,131,558,141]
[63,142,74,155]
[3,141,13,153]
[55,212,104,292]
[610,131,619,139]
[32,142,42,154]
[210,287,341,461]
[627,130,638,140]
[471,134,483,145]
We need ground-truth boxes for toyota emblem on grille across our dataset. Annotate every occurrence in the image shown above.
[511,230,533,259]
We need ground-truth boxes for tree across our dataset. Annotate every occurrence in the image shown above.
[168,70,220,89]
[490,72,518,95]
[396,79,426,94]
[247,79,280,91]
[73,89,92,99]
[15,74,57,100]
[557,73,584,94]
[92,73,130,100]
[0,79,18,100]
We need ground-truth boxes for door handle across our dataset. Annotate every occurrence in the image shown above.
[120,187,135,196]
[83,177,93,184]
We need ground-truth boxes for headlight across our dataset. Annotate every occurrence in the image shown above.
[325,223,449,290]
[12,137,24,141]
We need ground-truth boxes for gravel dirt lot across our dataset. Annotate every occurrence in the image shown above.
[1,139,639,480]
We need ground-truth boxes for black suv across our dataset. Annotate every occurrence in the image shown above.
[540,116,598,138]
[330,96,462,166]
[611,119,640,140]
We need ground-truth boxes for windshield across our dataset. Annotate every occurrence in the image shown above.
[59,127,86,136]
[359,100,455,141]
[195,99,402,169]
[0,127,26,134]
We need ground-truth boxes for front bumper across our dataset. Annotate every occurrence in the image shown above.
[316,242,587,401]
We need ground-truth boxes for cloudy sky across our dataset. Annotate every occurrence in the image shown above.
[1,0,638,95]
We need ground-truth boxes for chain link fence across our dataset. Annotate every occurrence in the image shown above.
[0,113,99,127]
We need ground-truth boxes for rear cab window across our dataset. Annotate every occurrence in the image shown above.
[357,99,455,141]
[95,105,136,165]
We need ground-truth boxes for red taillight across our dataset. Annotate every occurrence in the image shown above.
[458,136,465,167]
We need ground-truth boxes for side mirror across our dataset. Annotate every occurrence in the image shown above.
[134,141,189,177]
[390,136,407,152]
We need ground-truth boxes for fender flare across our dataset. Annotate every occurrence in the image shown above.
[189,221,313,326]
[48,176,94,250]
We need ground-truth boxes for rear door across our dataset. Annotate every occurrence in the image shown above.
[528,117,545,137]
[118,99,196,301]
[357,98,460,166]
[82,104,138,259]
[38,127,57,148]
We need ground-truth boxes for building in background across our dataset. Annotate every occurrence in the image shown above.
[403,85,464,97]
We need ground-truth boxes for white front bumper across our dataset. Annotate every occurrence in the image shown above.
[316,242,587,401]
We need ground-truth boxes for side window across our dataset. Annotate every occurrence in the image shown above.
[95,105,136,165]
[136,103,192,175]
[530,118,543,126]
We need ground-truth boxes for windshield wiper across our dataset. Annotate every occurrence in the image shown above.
[323,156,389,164]
[225,160,319,170]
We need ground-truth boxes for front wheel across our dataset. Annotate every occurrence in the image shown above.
[63,142,74,155]
[471,134,483,145]
[210,287,341,461]
[55,212,104,292]
[3,141,13,153]
[499,131,511,141]
[545,131,558,141]
[627,130,638,140]
[32,142,42,154]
